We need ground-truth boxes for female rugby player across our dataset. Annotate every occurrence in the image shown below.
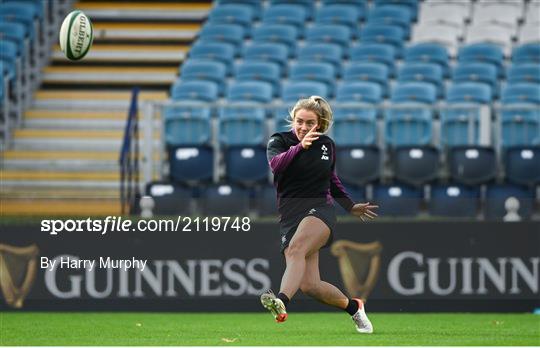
[261,96,378,333]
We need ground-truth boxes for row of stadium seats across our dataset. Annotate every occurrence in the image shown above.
[145,181,538,220]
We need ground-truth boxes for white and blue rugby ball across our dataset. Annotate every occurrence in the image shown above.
[59,10,94,61]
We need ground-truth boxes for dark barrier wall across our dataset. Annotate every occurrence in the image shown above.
[1,221,539,312]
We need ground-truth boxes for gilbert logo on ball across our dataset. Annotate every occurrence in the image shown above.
[59,10,93,61]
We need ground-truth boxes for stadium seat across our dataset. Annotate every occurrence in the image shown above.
[349,43,397,77]
[472,3,520,32]
[200,184,250,216]
[289,62,336,97]
[385,82,436,147]
[504,147,540,186]
[145,182,192,215]
[207,4,254,34]
[269,0,315,20]
[235,61,281,97]
[335,147,381,185]
[429,184,480,218]
[448,146,497,185]
[398,63,444,98]
[411,23,460,56]
[502,83,540,104]
[170,80,219,102]
[404,43,450,78]
[252,24,298,57]
[198,24,245,54]
[335,81,382,105]
[419,2,470,27]
[219,107,266,146]
[485,184,535,220]
[343,62,389,97]
[217,0,262,20]
[281,81,329,101]
[256,184,278,216]
[243,42,289,74]
[188,42,235,74]
[164,106,211,146]
[507,64,540,84]
[374,0,419,21]
[373,184,423,217]
[512,44,540,65]
[360,24,405,57]
[465,24,513,53]
[518,24,540,45]
[168,146,214,184]
[315,4,364,34]
[335,184,367,215]
[452,63,498,99]
[458,44,505,78]
[447,82,492,104]
[367,5,412,38]
[227,80,273,104]
[180,60,227,96]
[305,24,352,49]
[297,43,344,74]
[525,0,540,25]
[500,84,540,148]
[263,4,308,36]
[224,146,269,185]
[392,146,439,186]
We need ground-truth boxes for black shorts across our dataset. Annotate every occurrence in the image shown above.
[279,204,337,254]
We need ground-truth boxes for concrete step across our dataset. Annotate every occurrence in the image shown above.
[77,2,210,21]
[42,66,178,86]
[32,90,168,110]
[1,198,121,216]
[1,180,121,189]
[1,186,119,199]
[1,169,120,181]
[2,158,118,172]
[51,44,188,63]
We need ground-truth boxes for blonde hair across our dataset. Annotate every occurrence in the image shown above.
[288,95,333,133]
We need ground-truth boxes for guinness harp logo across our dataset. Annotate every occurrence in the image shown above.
[0,244,39,308]
[331,240,382,302]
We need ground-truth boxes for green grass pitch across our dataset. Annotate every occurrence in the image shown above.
[1,312,539,346]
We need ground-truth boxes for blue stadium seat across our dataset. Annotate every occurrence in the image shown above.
[392,146,439,186]
[335,184,367,215]
[335,81,382,104]
[219,104,266,145]
[0,40,19,68]
[385,82,436,147]
[170,80,219,102]
[289,62,336,97]
[305,24,352,49]
[217,0,262,20]
[200,184,250,215]
[508,64,540,84]
[452,63,498,99]
[360,24,405,57]
[349,43,397,77]
[263,4,308,36]
[373,0,419,21]
[227,80,273,104]
[398,63,444,98]
[458,43,505,78]
[504,147,540,186]
[367,5,412,38]
[297,43,344,74]
[502,83,540,104]
[448,146,497,185]
[373,184,423,217]
[188,42,235,74]
[224,146,269,184]
[252,24,298,58]
[168,146,214,184]
[3,0,43,18]
[198,24,245,54]
[512,44,540,65]
[243,42,289,74]
[0,22,27,55]
[207,4,254,34]
[164,105,211,146]
[256,184,278,216]
[315,4,364,35]
[485,184,535,220]
[428,185,480,218]
[447,82,492,104]
[335,147,381,185]
[343,62,389,97]
[269,0,315,20]
[404,43,450,78]
[281,81,329,101]
[145,182,192,215]
[180,60,227,96]
[235,61,281,97]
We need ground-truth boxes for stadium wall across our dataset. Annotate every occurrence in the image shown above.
[1,222,539,312]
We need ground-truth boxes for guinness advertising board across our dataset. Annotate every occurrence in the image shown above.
[1,221,538,312]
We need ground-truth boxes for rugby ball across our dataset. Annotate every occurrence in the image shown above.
[59,10,93,61]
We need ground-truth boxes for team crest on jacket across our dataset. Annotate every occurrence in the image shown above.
[321,145,329,160]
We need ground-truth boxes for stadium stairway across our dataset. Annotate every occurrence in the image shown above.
[0,0,211,216]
